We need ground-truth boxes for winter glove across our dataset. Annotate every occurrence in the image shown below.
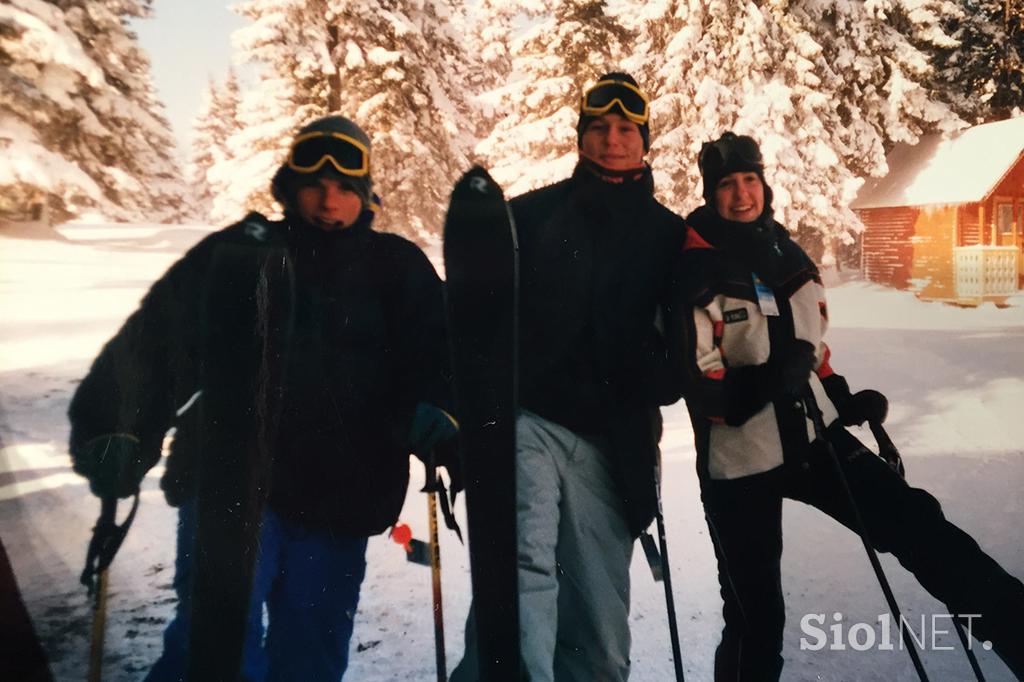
[407,402,459,460]
[839,389,889,427]
[769,340,818,398]
[75,434,149,499]
[722,340,817,427]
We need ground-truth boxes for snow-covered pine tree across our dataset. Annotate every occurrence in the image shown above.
[625,0,962,263]
[929,0,1024,123]
[462,0,518,142]
[189,70,241,223]
[1,0,107,223]
[214,0,475,238]
[2,0,183,224]
[208,0,332,223]
[188,79,222,222]
[329,0,476,237]
[473,0,634,196]
[60,0,185,222]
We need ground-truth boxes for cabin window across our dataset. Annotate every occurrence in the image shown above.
[996,203,1014,235]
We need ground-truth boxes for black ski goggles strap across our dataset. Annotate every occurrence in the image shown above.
[698,133,763,178]
[580,80,650,125]
[286,131,370,176]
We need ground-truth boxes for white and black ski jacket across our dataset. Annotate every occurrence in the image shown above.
[671,206,846,480]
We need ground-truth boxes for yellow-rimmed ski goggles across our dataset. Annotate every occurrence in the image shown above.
[286,131,370,176]
[580,80,650,125]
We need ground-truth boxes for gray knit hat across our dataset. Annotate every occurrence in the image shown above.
[271,115,373,210]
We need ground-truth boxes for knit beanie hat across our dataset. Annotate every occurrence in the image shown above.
[577,72,651,152]
[697,131,772,206]
[271,115,373,211]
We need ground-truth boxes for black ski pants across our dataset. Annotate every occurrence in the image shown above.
[700,425,1024,681]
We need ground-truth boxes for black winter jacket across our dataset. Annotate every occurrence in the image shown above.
[68,211,449,536]
[511,162,686,536]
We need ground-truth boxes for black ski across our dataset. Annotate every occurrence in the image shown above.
[443,166,520,680]
[187,222,293,681]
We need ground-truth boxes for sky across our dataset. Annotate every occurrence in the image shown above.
[130,0,248,155]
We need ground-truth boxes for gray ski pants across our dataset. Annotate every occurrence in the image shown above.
[517,409,635,681]
[450,410,635,681]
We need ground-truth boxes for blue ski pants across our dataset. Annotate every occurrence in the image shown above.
[144,500,368,682]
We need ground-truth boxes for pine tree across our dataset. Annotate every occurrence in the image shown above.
[213,0,476,238]
[0,0,185,223]
[1,0,114,222]
[189,70,240,223]
[625,0,961,262]
[472,0,634,196]
[930,0,1024,123]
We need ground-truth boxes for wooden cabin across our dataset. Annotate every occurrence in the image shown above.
[851,117,1024,304]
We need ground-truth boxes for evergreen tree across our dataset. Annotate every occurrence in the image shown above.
[473,0,633,196]
[1,0,106,222]
[0,0,185,223]
[214,0,476,238]
[624,0,961,262]
[930,0,1024,123]
[189,70,240,223]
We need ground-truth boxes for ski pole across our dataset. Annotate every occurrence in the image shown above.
[653,475,685,682]
[81,493,139,682]
[427,490,447,682]
[803,392,929,681]
[868,421,985,681]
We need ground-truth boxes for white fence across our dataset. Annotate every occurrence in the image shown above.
[953,245,1019,303]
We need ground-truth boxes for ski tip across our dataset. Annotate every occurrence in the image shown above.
[451,165,505,203]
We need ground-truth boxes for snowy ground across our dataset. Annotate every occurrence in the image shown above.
[1,222,1022,681]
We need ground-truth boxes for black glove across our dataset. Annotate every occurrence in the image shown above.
[770,340,817,398]
[839,389,888,427]
[407,402,458,460]
[76,434,148,499]
[723,340,817,426]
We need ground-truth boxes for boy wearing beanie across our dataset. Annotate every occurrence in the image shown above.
[69,115,456,681]
[451,73,685,682]
[671,131,1024,680]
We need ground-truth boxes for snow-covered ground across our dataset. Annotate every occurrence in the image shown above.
[1,223,1022,681]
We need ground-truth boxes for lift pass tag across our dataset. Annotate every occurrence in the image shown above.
[752,274,780,317]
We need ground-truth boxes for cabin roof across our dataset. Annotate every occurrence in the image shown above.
[852,116,1024,210]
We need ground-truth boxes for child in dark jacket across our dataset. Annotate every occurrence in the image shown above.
[69,115,457,682]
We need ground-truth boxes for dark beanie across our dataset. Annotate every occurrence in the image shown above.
[271,115,373,211]
[577,72,651,152]
[698,131,773,208]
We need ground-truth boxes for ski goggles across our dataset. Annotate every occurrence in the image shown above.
[580,80,650,125]
[698,133,763,178]
[286,131,370,176]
